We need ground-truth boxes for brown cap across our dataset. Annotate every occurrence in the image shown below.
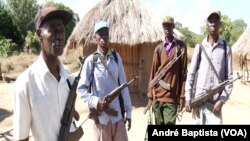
[35,6,73,29]
[162,16,175,25]
[207,11,221,20]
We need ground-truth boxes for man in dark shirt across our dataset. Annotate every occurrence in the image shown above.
[146,16,187,125]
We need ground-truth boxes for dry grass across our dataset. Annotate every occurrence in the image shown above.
[0,53,37,77]
[187,47,194,63]
[0,47,246,81]
[61,47,84,73]
[0,48,83,80]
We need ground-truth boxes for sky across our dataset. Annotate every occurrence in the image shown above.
[40,0,250,34]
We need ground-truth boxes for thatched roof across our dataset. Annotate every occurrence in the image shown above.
[232,28,250,54]
[66,0,183,48]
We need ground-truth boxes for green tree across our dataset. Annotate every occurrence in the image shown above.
[175,21,203,48]
[179,27,196,47]
[6,0,39,41]
[233,19,247,30]
[230,19,247,44]
[24,30,40,54]
[0,36,18,57]
[219,15,233,43]
[175,21,183,30]
[0,0,22,46]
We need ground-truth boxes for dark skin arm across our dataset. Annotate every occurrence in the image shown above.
[98,99,131,130]
[213,101,224,115]
[15,137,29,141]
[124,118,131,131]
[97,99,108,111]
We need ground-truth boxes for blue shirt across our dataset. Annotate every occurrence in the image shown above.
[77,49,132,125]
[185,36,233,103]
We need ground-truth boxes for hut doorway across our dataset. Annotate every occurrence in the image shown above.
[111,44,156,95]
[112,45,140,94]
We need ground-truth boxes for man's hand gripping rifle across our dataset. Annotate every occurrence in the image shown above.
[88,76,139,120]
[58,57,85,141]
[180,73,242,116]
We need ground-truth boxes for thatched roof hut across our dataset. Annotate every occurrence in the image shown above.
[65,0,183,94]
[232,29,250,82]
[232,28,250,54]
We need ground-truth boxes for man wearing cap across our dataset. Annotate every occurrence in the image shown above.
[77,21,132,141]
[12,6,81,140]
[185,11,233,124]
[146,16,187,125]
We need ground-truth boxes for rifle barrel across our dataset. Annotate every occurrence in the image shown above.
[191,75,242,106]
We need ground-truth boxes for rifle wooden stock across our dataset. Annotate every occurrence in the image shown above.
[191,75,242,107]
[88,76,138,120]
[58,57,85,141]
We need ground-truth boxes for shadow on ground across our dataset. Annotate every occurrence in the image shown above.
[0,108,12,123]
[0,129,13,141]
[130,93,147,108]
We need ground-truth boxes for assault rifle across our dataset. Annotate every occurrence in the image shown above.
[190,74,242,108]
[177,73,242,119]
[148,49,184,90]
[88,76,138,120]
[58,57,85,141]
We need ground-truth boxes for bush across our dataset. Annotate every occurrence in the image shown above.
[24,31,40,54]
[0,36,19,57]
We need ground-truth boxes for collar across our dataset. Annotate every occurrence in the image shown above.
[202,36,224,47]
[96,48,112,60]
[36,54,70,82]
[163,36,177,47]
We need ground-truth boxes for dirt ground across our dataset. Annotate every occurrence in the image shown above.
[0,71,250,141]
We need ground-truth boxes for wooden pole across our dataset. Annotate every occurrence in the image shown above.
[0,63,2,80]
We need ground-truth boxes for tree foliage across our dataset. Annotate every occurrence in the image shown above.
[219,15,233,43]
[0,1,22,46]
[0,36,18,57]
[24,31,40,54]
[175,22,203,47]
[1,0,78,56]
[230,19,247,44]
[6,0,39,40]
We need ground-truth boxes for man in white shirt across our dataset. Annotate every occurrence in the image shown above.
[12,6,79,141]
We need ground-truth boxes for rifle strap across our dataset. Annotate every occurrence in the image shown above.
[93,49,126,118]
[156,40,184,73]
[96,53,119,86]
[66,79,72,90]
[200,44,221,82]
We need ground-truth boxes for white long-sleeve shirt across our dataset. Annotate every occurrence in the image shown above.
[13,55,74,141]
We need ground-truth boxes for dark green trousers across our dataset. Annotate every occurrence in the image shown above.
[152,101,177,125]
